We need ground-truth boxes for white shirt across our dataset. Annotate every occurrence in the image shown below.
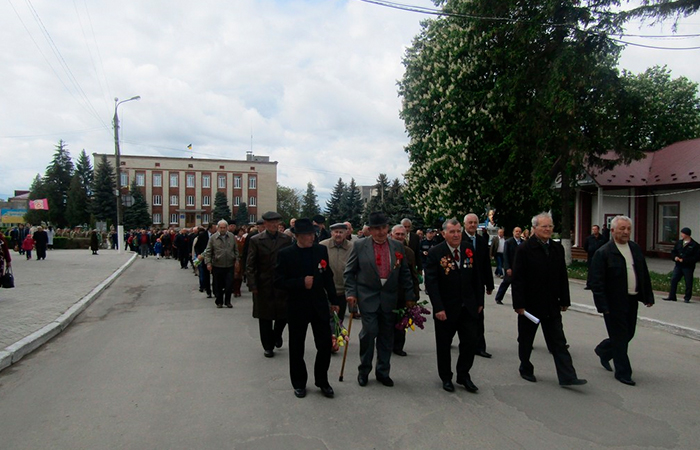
[614,241,638,295]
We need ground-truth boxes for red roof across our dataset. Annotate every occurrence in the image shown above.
[589,138,700,187]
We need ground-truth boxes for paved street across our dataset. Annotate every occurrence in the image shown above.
[0,252,699,449]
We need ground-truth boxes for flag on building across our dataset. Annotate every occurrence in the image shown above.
[29,198,49,210]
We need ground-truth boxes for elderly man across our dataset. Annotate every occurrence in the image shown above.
[320,223,353,319]
[663,227,700,303]
[247,211,293,357]
[389,224,420,357]
[275,218,338,398]
[401,218,422,274]
[204,220,238,308]
[512,212,587,387]
[344,221,357,242]
[345,212,415,387]
[494,227,524,305]
[462,213,494,358]
[590,216,654,386]
[490,228,506,278]
[425,218,483,392]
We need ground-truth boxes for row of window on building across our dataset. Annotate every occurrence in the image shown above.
[123,172,257,190]
[151,213,257,226]
[151,195,257,207]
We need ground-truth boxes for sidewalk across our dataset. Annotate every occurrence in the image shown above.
[0,249,136,372]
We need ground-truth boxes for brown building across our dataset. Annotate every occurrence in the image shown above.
[94,153,277,228]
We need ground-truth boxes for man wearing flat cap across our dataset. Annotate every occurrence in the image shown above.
[664,226,700,303]
[275,218,339,398]
[313,215,330,243]
[345,212,415,387]
[247,211,293,357]
[320,223,353,320]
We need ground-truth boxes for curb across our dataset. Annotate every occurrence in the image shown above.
[0,253,138,373]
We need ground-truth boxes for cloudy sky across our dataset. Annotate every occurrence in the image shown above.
[1,0,698,203]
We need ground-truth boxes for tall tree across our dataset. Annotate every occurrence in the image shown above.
[300,182,320,219]
[65,174,90,226]
[325,178,346,224]
[277,184,302,223]
[24,174,50,225]
[123,179,151,230]
[43,140,74,227]
[212,191,232,223]
[235,202,249,225]
[363,174,391,223]
[340,178,363,229]
[91,155,117,225]
[75,149,94,196]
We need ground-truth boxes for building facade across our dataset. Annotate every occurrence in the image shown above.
[94,153,277,229]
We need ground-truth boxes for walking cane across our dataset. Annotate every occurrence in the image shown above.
[338,312,354,382]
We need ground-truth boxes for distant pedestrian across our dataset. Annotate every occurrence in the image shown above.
[154,239,163,259]
[0,231,11,281]
[33,226,49,260]
[494,227,524,304]
[663,227,700,303]
[90,230,99,255]
[583,225,607,289]
[47,226,55,250]
[205,220,238,308]
[22,234,35,260]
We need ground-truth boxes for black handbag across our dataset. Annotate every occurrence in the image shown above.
[1,266,14,289]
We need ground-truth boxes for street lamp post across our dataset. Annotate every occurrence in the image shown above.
[113,95,140,254]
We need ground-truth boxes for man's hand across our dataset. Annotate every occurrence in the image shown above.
[197,254,204,261]
[486,289,493,295]
[435,310,447,321]
[207,263,212,272]
[506,269,512,277]
[304,276,314,289]
[477,306,483,314]
[515,308,525,315]
[645,303,653,308]
[347,296,357,307]
[330,305,340,313]
[406,301,416,308]
[561,306,569,312]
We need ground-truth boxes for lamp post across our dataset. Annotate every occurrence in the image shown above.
[113,95,140,254]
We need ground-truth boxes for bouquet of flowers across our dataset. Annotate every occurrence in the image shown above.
[393,300,431,331]
[331,311,349,353]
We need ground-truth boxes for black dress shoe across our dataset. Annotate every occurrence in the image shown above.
[495,300,503,305]
[206,293,212,298]
[216,304,223,308]
[594,349,613,372]
[393,349,407,356]
[376,375,394,387]
[225,304,233,308]
[520,372,537,383]
[294,388,306,398]
[456,378,478,392]
[662,297,677,301]
[275,337,283,349]
[616,377,636,386]
[357,373,368,387]
[584,286,591,290]
[199,288,204,292]
[442,381,455,392]
[560,378,588,386]
[476,350,492,358]
[264,349,274,358]
[319,385,334,398]
[684,299,691,303]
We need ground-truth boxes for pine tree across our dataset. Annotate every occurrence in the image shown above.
[363,174,390,224]
[123,179,151,230]
[66,174,90,226]
[235,202,249,225]
[91,155,117,225]
[301,182,320,219]
[340,178,363,229]
[325,178,345,224]
[24,174,50,225]
[75,149,93,196]
[212,191,232,223]
[44,140,74,227]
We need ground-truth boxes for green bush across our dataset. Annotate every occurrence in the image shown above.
[52,236,91,250]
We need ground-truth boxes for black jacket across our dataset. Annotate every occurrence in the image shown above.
[583,234,607,258]
[589,240,654,313]
[512,237,570,319]
[671,238,700,269]
[503,237,523,272]
[194,230,209,255]
[461,231,494,293]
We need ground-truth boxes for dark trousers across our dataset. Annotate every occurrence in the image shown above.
[495,274,511,302]
[595,299,638,380]
[517,314,578,383]
[393,326,406,353]
[358,307,394,377]
[259,318,287,351]
[288,313,332,389]
[211,266,233,306]
[198,263,211,295]
[495,253,504,276]
[669,265,694,301]
[36,245,47,260]
[476,309,487,352]
[434,307,478,382]
[178,251,189,268]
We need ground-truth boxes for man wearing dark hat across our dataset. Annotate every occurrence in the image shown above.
[345,212,415,387]
[313,215,330,243]
[247,211,293,357]
[320,223,353,320]
[275,218,338,398]
[664,227,700,303]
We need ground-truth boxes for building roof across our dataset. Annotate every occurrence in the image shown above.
[588,138,700,187]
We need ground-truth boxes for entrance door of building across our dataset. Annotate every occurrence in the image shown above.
[185,213,196,228]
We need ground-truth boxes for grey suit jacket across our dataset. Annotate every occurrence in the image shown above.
[344,237,415,313]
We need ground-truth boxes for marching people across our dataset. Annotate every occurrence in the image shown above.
[344,212,415,387]
[0,230,11,284]
[233,228,246,297]
[194,225,212,298]
[205,220,238,308]
[590,215,654,386]
[389,224,420,357]
[663,227,700,303]
[494,227,524,305]
[425,218,483,393]
[313,215,330,242]
[33,226,49,260]
[22,233,35,260]
[511,212,587,387]
[401,218,423,274]
[247,211,293,358]
[419,228,438,271]
[490,228,505,278]
[275,218,339,398]
[90,230,99,255]
[583,225,607,290]
[319,222,353,320]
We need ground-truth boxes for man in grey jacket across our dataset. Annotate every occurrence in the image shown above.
[205,220,239,309]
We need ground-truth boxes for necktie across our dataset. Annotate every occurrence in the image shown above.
[471,236,476,248]
[453,248,460,262]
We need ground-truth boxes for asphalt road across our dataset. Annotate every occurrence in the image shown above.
[0,258,698,449]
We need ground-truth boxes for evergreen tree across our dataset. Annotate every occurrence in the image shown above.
[75,149,93,196]
[235,202,249,225]
[44,140,74,227]
[24,174,50,225]
[123,179,151,230]
[212,191,232,223]
[325,178,345,224]
[277,184,302,223]
[363,174,390,223]
[66,174,90,226]
[91,155,117,225]
[300,182,320,219]
[340,178,363,229]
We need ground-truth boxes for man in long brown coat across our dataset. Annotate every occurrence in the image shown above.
[247,211,293,358]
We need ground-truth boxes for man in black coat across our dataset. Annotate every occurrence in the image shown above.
[583,225,607,289]
[426,218,483,393]
[590,215,654,386]
[494,227,523,304]
[462,213,494,358]
[663,227,700,303]
[512,212,587,387]
[401,218,423,274]
[275,218,338,399]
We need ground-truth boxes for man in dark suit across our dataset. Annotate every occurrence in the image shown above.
[583,225,607,289]
[511,212,587,387]
[345,212,415,387]
[401,218,423,274]
[426,218,483,393]
[590,215,654,386]
[494,227,523,304]
[389,224,420,357]
[663,227,700,303]
[462,213,494,358]
[275,218,338,398]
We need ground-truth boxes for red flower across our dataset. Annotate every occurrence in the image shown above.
[465,248,473,258]
[395,251,403,261]
[320,259,327,269]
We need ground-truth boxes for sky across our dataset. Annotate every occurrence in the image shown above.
[1,0,699,203]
